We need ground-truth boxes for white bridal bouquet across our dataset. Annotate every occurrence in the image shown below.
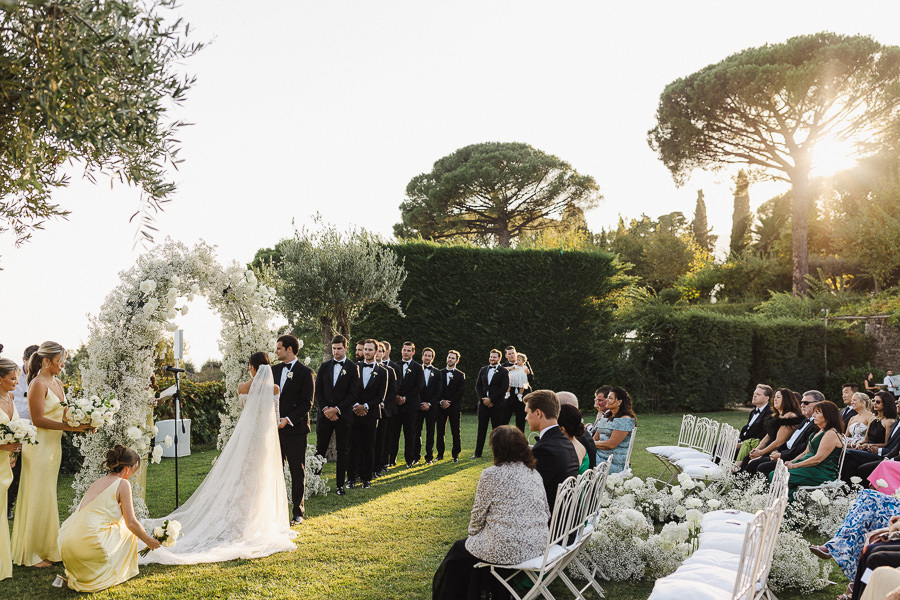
[64,393,120,429]
[140,519,182,556]
[0,417,39,446]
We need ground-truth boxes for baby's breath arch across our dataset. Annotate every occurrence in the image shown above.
[72,240,280,517]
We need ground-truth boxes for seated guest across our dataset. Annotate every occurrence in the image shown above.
[590,386,612,432]
[741,387,803,472]
[748,390,818,477]
[846,393,876,446]
[847,522,900,600]
[58,445,161,592]
[857,391,896,451]
[525,390,579,510]
[734,385,774,468]
[865,372,879,397]
[842,383,861,425]
[557,391,596,470]
[432,426,550,600]
[810,490,900,584]
[844,391,900,482]
[558,405,589,474]
[592,387,637,474]
[768,399,843,497]
[861,565,900,600]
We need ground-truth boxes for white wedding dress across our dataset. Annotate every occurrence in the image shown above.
[140,364,298,564]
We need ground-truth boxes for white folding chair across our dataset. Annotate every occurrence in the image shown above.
[702,459,787,532]
[620,427,637,476]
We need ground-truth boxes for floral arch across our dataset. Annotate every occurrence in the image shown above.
[72,240,302,516]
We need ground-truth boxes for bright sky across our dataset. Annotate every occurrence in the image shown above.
[3,1,899,366]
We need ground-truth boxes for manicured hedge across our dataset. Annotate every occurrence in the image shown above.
[358,242,622,410]
[154,379,227,446]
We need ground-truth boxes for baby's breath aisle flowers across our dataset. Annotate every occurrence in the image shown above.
[0,417,39,446]
[139,519,182,557]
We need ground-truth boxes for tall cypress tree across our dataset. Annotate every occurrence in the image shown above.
[730,170,752,256]
[692,189,715,252]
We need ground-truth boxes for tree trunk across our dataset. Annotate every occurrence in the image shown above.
[790,168,811,297]
[497,225,511,247]
[320,316,334,361]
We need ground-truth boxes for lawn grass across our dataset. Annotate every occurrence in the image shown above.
[1,411,848,599]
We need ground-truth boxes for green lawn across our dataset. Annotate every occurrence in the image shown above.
[1,411,847,599]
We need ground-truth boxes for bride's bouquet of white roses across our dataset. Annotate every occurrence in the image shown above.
[64,393,120,429]
[140,519,182,556]
[0,417,39,446]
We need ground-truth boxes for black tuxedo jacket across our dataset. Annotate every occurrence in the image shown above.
[880,422,900,459]
[356,363,389,421]
[531,425,580,510]
[475,365,509,413]
[840,406,858,426]
[396,360,424,413]
[420,364,443,410]
[380,360,401,418]
[501,359,535,389]
[439,368,466,411]
[315,359,360,423]
[274,361,315,436]
[740,406,772,442]
[779,418,817,462]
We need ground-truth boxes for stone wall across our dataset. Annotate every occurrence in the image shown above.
[865,317,900,370]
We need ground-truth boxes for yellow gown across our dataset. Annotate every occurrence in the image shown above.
[11,389,64,565]
[58,479,140,592]
[0,405,17,580]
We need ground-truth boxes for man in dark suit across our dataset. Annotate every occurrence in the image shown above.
[348,338,388,489]
[472,349,510,458]
[525,389,579,511]
[396,341,425,467]
[739,384,773,444]
[437,349,466,462]
[373,341,399,475]
[502,345,535,431]
[315,334,360,495]
[274,334,315,525]
[419,347,444,464]
[750,390,819,476]
[840,383,860,426]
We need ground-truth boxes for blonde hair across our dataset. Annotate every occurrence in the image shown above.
[0,358,19,379]
[27,341,67,384]
[853,392,874,413]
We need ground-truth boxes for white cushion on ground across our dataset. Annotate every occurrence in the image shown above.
[508,544,567,569]
[648,577,733,600]
[702,509,753,528]
[681,548,742,571]
[698,531,745,554]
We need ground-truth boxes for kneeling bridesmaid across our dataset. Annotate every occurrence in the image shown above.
[58,445,161,592]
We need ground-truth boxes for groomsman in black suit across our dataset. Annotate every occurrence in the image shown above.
[472,349,510,458]
[274,334,315,525]
[315,335,360,495]
[437,350,465,462]
[355,340,366,363]
[840,383,860,426]
[373,341,399,475]
[525,389,579,510]
[749,391,818,476]
[419,347,444,464]
[501,345,534,431]
[396,341,425,467]
[348,339,388,489]
[739,384,773,443]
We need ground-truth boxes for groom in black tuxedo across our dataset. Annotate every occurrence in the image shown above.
[274,334,315,525]
[437,349,465,462]
[472,349,509,458]
[315,334,360,496]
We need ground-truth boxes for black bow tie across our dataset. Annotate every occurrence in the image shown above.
[335,360,344,366]
[364,363,375,369]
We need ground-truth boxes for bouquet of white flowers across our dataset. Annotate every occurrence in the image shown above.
[0,417,39,446]
[139,519,182,556]
[64,393,120,429]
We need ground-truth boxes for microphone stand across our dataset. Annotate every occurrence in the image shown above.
[165,364,186,508]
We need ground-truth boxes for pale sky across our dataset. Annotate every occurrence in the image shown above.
[3,1,899,365]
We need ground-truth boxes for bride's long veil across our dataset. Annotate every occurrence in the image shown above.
[141,364,297,564]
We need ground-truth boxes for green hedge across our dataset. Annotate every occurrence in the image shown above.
[619,309,871,412]
[358,242,622,410]
[154,379,227,446]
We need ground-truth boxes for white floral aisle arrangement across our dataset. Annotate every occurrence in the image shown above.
[139,519,182,557]
[0,417,39,446]
[64,393,119,429]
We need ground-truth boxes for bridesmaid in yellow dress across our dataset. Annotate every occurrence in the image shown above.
[11,341,90,568]
[59,445,161,592]
[0,358,25,580]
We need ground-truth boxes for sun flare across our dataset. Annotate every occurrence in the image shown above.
[809,138,860,177]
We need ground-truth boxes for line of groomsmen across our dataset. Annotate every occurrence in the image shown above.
[313,336,535,496]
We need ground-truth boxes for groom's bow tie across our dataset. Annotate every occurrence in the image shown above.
[364,363,375,369]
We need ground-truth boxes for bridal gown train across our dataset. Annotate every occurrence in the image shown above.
[140,365,298,564]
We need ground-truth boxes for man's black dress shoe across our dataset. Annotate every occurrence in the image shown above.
[363,481,372,489]
[336,487,346,496]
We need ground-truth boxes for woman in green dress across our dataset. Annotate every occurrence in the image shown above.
[769,400,843,497]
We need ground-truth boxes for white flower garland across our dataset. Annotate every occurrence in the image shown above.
[73,240,325,517]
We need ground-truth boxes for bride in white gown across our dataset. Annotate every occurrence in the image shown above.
[140,356,298,565]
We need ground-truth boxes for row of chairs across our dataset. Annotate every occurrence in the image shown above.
[648,460,790,600]
[646,415,739,483]
[474,457,613,600]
